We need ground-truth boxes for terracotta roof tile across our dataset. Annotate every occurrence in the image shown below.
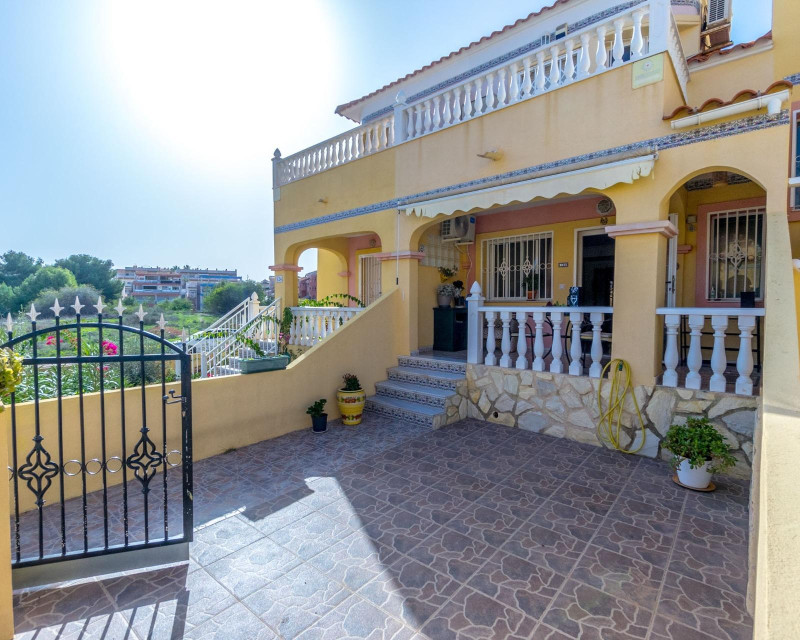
[687,30,772,65]
[663,80,791,120]
[335,0,573,119]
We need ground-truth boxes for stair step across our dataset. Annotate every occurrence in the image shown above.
[398,355,466,375]
[364,395,446,428]
[375,380,454,408]
[387,366,465,390]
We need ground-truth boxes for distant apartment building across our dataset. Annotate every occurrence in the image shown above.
[116,267,242,309]
[297,271,317,300]
[261,276,276,300]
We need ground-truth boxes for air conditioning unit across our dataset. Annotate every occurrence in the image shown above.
[706,0,731,25]
[440,215,476,243]
[701,0,732,53]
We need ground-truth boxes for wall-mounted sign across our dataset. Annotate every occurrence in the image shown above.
[632,53,664,89]
[276,275,284,283]
[558,262,569,268]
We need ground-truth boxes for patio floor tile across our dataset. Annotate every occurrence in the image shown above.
[11,415,754,639]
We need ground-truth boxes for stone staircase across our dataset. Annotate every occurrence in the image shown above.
[364,355,468,428]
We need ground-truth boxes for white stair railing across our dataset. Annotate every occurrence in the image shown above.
[288,306,364,346]
[188,297,281,378]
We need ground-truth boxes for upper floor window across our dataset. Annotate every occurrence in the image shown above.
[482,232,553,301]
[707,207,764,301]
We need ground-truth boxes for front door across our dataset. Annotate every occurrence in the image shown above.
[577,229,615,306]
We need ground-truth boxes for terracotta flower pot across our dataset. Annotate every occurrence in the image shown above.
[336,388,365,426]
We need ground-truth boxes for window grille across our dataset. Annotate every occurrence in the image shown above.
[481,232,553,300]
[707,208,764,301]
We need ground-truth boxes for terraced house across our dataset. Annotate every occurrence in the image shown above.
[3,0,800,638]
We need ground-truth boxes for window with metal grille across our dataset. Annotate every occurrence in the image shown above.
[481,232,553,300]
[707,208,764,301]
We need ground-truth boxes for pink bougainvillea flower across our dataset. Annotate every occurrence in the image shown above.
[45,335,56,346]
[101,340,118,356]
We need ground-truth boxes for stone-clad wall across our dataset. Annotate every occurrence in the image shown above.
[458,364,757,477]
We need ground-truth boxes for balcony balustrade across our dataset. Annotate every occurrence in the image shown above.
[275,0,683,188]
[288,306,364,346]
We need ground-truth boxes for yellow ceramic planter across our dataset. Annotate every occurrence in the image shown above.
[337,389,366,426]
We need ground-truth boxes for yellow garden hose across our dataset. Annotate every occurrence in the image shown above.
[596,359,646,455]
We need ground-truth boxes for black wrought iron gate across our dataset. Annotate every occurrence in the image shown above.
[3,299,193,571]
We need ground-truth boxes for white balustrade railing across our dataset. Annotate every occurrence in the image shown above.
[187,292,261,347]
[275,1,680,187]
[656,308,764,396]
[288,306,364,347]
[467,283,612,377]
[275,115,394,186]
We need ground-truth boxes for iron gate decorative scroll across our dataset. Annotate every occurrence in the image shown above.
[3,298,193,569]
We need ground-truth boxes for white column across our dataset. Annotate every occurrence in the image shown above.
[630,9,645,60]
[405,107,415,140]
[709,315,729,392]
[432,95,441,130]
[569,311,583,376]
[686,314,705,389]
[508,62,519,103]
[735,315,756,395]
[535,52,546,92]
[564,39,575,84]
[452,86,462,122]
[515,311,528,369]
[549,311,564,373]
[442,91,452,126]
[521,57,533,98]
[484,72,495,112]
[532,311,545,371]
[549,45,561,87]
[414,104,424,137]
[485,311,497,366]
[595,25,608,72]
[578,33,592,78]
[423,100,432,133]
[499,311,512,368]
[497,68,507,106]
[662,314,681,387]
[466,282,484,364]
[589,312,604,378]
[463,81,474,119]
[612,18,626,66]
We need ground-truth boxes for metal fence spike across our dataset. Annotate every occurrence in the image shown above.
[157,313,167,331]
[71,296,84,315]
[115,298,125,316]
[94,296,106,315]
[27,304,40,322]
[50,298,63,317]
[135,304,146,322]
[5,312,13,332]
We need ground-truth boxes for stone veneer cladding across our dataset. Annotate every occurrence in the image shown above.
[457,364,756,478]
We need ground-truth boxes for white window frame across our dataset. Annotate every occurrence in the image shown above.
[706,207,765,302]
[481,231,553,301]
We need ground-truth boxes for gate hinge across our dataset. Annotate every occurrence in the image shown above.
[163,390,187,405]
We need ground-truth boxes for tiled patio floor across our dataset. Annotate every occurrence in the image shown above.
[13,416,753,639]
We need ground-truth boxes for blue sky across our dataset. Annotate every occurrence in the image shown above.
[0,1,772,280]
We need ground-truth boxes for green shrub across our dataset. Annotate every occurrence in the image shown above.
[662,417,737,473]
[341,373,361,391]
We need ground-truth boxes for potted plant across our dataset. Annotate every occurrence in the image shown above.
[336,373,365,426]
[662,417,737,490]
[236,335,290,374]
[437,283,456,308]
[306,398,328,433]
[452,280,465,307]
[523,272,540,301]
[0,347,23,413]
[438,266,457,283]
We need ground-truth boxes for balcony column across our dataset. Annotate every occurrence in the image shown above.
[269,263,302,309]
[606,212,677,386]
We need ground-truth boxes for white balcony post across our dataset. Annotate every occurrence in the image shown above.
[569,311,583,376]
[709,315,729,392]
[515,311,528,369]
[423,100,433,133]
[532,311,545,371]
[485,72,495,112]
[630,9,646,60]
[414,104,424,137]
[497,67,507,106]
[662,314,681,387]
[595,25,608,72]
[463,81,474,119]
[499,311,512,367]
[485,311,497,366]
[508,62,519,103]
[521,57,533,98]
[549,45,561,87]
[735,315,756,395]
[535,51,547,93]
[589,312,604,378]
[564,39,575,84]
[393,93,407,144]
[452,86,462,122]
[405,107,415,140]
[612,18,626,66]
[442,90,452,126]
[686,314,705,389]
[466,282,484,364]
[549,311,564,373]
[432,95,441,130]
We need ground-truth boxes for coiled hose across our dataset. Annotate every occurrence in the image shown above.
[596,359,646,454]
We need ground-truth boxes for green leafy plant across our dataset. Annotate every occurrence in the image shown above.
[438,266,457,283]
[306,398,327,417]
[662,417,737,473]
[0,347,23,411]
[299,293,365,308]
[523,271,540,292]
[437,283,456,297]
[341,373,361,391]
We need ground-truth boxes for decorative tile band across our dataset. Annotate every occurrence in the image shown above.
[275,110,789,234]
[361,0,649,123]
[785,73,800,86]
